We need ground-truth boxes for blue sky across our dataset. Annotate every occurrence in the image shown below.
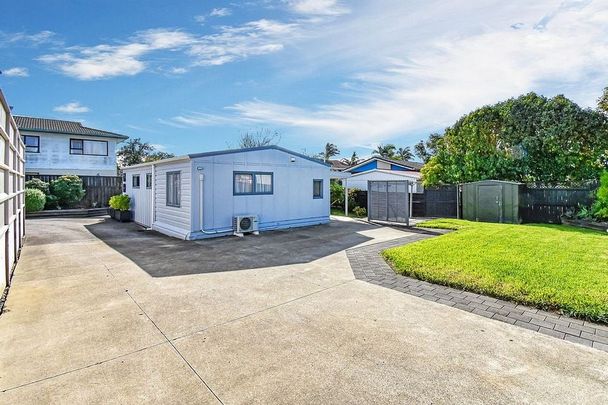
[1,0,607,159]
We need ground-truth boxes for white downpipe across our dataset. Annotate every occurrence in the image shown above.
[344,178,349,216]
[150,163,155,227]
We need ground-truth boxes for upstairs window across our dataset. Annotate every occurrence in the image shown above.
[234,172,273,195]
[313,179,323,199]
[22,135,40,153]
[132,174,140,188]
[70,139,108,156]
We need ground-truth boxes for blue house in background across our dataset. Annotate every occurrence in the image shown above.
[342,156,423,191]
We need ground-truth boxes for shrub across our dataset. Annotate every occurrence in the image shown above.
[352,206,367,217]
[329,181,359,209]
[591,171,608,221]
[25,188,46,213]
[25,178,50,195]
[45,194,59,210]
[109,194,130,211]
[50,175,85,208]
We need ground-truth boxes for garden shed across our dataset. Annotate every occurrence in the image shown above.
[462,180,523,224]
[122,146,331,240]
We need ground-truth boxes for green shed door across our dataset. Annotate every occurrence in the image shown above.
[477,185,502,222]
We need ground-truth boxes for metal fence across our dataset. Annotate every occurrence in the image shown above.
[25,175,122,208]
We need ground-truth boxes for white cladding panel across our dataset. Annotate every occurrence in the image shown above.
[346,170,422,192]
[191,148,330,236]
[22,132,119,176]
[153,160,192,238]
[123,167,153,227]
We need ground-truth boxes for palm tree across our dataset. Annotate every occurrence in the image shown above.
[373,144,396,158]
[323,143,340,161]
[396,146,413,161]
[342,151,359,166]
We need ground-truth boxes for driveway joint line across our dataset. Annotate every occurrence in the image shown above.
[346,235,608,353]
[124,290,225,405]
[0,341,167,393]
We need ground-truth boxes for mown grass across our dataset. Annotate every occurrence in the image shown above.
[382,219,608,322]
[330,208,366,218]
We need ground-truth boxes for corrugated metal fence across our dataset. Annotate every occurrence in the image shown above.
[25,175,122,208]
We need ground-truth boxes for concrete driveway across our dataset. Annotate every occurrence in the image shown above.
[1,217,607,404]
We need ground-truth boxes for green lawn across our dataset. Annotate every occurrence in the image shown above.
[382,219,608,322]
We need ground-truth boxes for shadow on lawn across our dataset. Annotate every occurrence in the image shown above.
[85,218,376,277]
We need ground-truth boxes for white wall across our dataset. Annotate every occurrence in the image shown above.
[153,160,192,239]
[190,148,330,238]
[346,170,422,192]
[123,167,153,227]
[0,91,26,290]
[22,131,119,176]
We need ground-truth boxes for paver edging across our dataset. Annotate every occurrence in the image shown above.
[345,232,608,353]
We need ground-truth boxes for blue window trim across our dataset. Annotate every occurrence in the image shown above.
[313,179,323,199]
[233,171,274,195]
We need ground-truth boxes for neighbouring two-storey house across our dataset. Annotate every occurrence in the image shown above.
[14,116,128,177]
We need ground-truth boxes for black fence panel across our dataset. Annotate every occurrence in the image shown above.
[26,175,122,208]
[424,185,459,218]
[520,186,595,224]
[412,192,425,217]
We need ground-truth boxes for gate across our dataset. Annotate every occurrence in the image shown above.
[368,181,410,224]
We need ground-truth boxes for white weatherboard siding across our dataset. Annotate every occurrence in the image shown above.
[153,160,192,239]
[346,169,422,192]
[123,147,331,240]
[190,148,329,238]
[0,91,26,290]
[22,132,119,176]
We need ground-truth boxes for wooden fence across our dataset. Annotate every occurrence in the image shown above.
[520,186,595,224]
[25,175,122,208]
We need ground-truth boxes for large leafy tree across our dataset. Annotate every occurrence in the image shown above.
[117,138,175,167]
[421,92,608,186]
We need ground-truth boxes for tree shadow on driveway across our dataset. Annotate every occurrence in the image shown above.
[85,218,376,277]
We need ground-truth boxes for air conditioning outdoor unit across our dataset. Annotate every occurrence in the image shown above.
[233,215,259,237]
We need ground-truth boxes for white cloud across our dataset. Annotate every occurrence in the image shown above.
[285,0,349,16]
[2,67,29,77]
[0,30,57,46]
[39,29,195,80]
[174,0,608,146]
[39,19,299,79]
[209,8,231,17]
[194,15,206,24]
[53,102,90,114]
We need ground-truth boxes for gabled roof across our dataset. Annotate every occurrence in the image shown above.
[327,159,351,171]
[349,169,422,179]
[14,115,129,140]
[345,156,423,172]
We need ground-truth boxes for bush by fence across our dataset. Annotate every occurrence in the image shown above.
[25,175,122,208]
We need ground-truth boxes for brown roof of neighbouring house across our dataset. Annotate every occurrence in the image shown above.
[328,159,352,171]
[14,116,129,140]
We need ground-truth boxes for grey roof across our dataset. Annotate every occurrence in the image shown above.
[346,156,423,172]
[14,115,129,140]
[188,145,331,167]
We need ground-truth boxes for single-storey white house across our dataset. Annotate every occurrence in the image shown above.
[123,146,331,240]
[342,156,423,192]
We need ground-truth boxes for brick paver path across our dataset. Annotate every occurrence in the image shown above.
[346,230,608,352]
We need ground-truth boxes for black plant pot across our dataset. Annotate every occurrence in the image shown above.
[108,208,115,217]
[114,210,132,222]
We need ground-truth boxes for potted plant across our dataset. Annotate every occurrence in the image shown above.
[108,194,132,222]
